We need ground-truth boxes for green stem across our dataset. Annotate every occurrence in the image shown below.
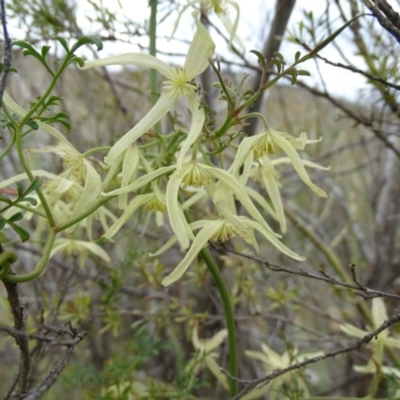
[199,248,238,396]
[181,198,237,396]
[13,55,72,227]
[1,230,56,283]
[149,0,162,134]
[55,196,113,232]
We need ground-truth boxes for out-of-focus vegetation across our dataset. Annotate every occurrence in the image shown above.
[1,1,400,399]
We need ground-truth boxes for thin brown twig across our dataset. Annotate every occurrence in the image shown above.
[210,242,400,300]
[21,342,83,400]
[0,325,87,346]
[0,0,12,109]
[296,80,400,159]
[228,310,400,399]
[2,279,31,396]
[296,38,400,91]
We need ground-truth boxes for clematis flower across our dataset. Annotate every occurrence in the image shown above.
[2,92,102,224]
[50,238,110,268]
[340,298,400,377]
[172,0,242,51]
[230,128,327,198]
[166,160,283,252]
[31,141,102,221]
[186,327,229,390]
[244,343,321,400]
[80,11,215,169]
[103,183,166,240]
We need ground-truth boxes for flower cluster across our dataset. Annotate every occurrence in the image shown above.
[1,9,327,287]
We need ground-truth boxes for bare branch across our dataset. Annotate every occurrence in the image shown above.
[210,242,400,300]
[0,0,12,108]
[229,310,400,399]
[21,344,81,400]
[2,279,30,396]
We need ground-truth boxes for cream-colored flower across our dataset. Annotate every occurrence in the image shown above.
[2,93,102,224]
[172,0,242,50]
[154,213,304,287]
[50,238,110,268]
[186,327,229,390]
[340,298,400,377]
[244,343,321,400]
[165,161,283,252]
[103,183,166,240]
[231,128,327,198]
[81,12,215,169]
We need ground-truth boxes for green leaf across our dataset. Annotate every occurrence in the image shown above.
[27,120,39,130]
[299,14,363,62]
[25,177,43,195]
[71,55,84,67]
[46,95,63,107]
[0,218,5,230]
[54,112,70,121]
[273,52,284,61]
[295,51,301,62]
[249,50,266,68]
[16,182,24,198]
[23,197,38,206]
[13,41,43,63]
[8,222,30,242]
[297,70,311,76]
[56,118,71,133]
[0,196,12,204]
[41,45,51,59]
[54,36,69,53]
[71,36,103,53]
[8,212,23,222]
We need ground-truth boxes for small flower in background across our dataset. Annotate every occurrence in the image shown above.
[244,343,321,400]
[172,0,243,51]
[81,11,215,169]
[2,93,103,226]
[50,237,111,269]
[186,327,229,390]
[340,298,400,378]
[30,141,102,221]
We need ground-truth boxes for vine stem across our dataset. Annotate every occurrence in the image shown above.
[148,0,162,134]
[180,193,238,396]
[199,248,238,396]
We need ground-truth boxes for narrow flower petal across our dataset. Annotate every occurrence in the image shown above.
[176,93,206,168]
[261,343,286,368]
[183,11,215,79]
[103,194,153,239]
[162,221,224,286]
[245,218,305,261]
[340,323,367,338]
[81,53,171,77]
[372,298,388,328]
[205,329,228,350]
[77,240,111,263]
[206,166,278,236]
[166,167,195,250]
[271,132,327,197]
[218,1,243,50]
[119,146,140,209]
[105,166,176,196]
[68,161,102,223]
[105,92,174,165]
